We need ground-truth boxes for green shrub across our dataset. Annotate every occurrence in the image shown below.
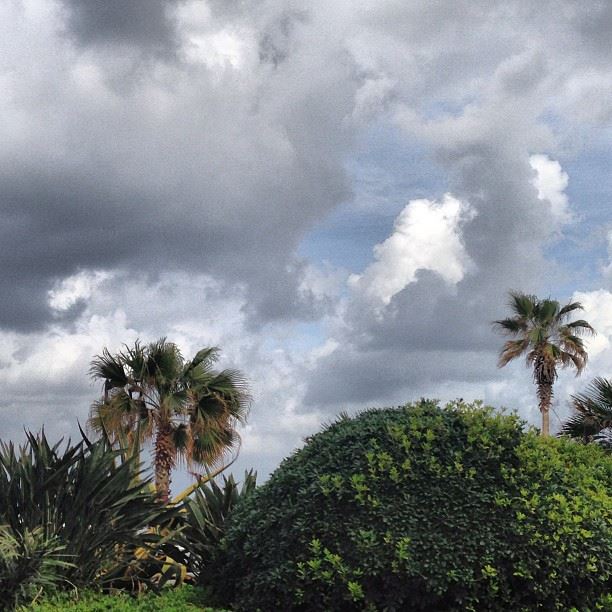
[0,431,176,597]
[24,585,226,611]
[206,400,612,611]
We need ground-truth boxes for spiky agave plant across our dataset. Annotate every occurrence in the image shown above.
[0,430,175,591]
[89,339,251,503]
[560,377,612,449]
[180,470,257,583]
[0,525,71,610]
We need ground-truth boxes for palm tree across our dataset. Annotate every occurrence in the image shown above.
[493,292,595,436]
[560,377,612,449]
[88,338,250,503]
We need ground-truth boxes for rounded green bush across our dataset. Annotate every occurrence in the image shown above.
[206,400,612,611]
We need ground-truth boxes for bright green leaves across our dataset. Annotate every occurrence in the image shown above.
[295,539,365,608]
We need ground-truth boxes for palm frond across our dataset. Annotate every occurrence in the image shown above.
[538,298,559,322]
[560,377,612,443]
[89,348,128,387]
[557,301,585,319]
[563,319,596,335]
[497,339,530,367]
[492,317,526,335]
[508,291,537,317]
[183,347,220,381]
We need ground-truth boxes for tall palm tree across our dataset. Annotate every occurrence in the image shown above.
[88,338,250,503]
[493,292,595,436]
[560,377,612,449]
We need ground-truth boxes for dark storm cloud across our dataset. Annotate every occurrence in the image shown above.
[60,0,180,55]
[0,0,356,330]
[1,0,610,340]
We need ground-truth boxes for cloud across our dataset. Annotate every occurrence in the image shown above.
[48,270,113,312]
[2,0,612,480]
[0,269,330,479]
[349,194,475,306]
[0,0,358,330]
[529,154,571,225]
[571,290,612,361]
[60,0,180,56]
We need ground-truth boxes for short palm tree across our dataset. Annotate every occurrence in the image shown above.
[493,292,595,436]
[560,377,612,449]
[89,338,251,503]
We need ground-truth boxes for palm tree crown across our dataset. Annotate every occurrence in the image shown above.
[493,291,595,435]
[560,377,612,449]
[88,338,251,503]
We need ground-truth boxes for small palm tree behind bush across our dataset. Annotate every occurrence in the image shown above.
[561,376,612,449]
[494,291,594,435]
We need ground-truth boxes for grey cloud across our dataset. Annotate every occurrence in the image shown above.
[564,0,612,64]
[305,345,502,409]
[2,1,611,395]
[302,12,569,412]
[347,271,499,354]
[0,1,357,331]
[60,0,180,56]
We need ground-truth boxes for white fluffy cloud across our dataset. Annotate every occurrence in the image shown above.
[529,154,571,225]
[48,270,113,311]
[348,194,475,306]
[571,290,612,361]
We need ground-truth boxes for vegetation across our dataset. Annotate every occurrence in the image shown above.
[2,322,612,610]
[0,526,69,610]
[561,376,612,449]
[206,400,612,611]
[24,585,227,611]
[0,430,175,603]
[89,338,251,502]
[180,470,257,584]
[494,291,594,435]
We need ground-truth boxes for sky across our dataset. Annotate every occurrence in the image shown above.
[1,0,612,487]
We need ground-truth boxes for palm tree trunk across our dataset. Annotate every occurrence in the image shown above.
[537,381,553,436]
[154,423,175,503]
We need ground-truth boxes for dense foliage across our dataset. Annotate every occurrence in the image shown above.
[206,400,612,611]
[0,431,175,604]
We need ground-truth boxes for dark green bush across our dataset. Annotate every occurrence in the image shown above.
[206,400,612,611]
